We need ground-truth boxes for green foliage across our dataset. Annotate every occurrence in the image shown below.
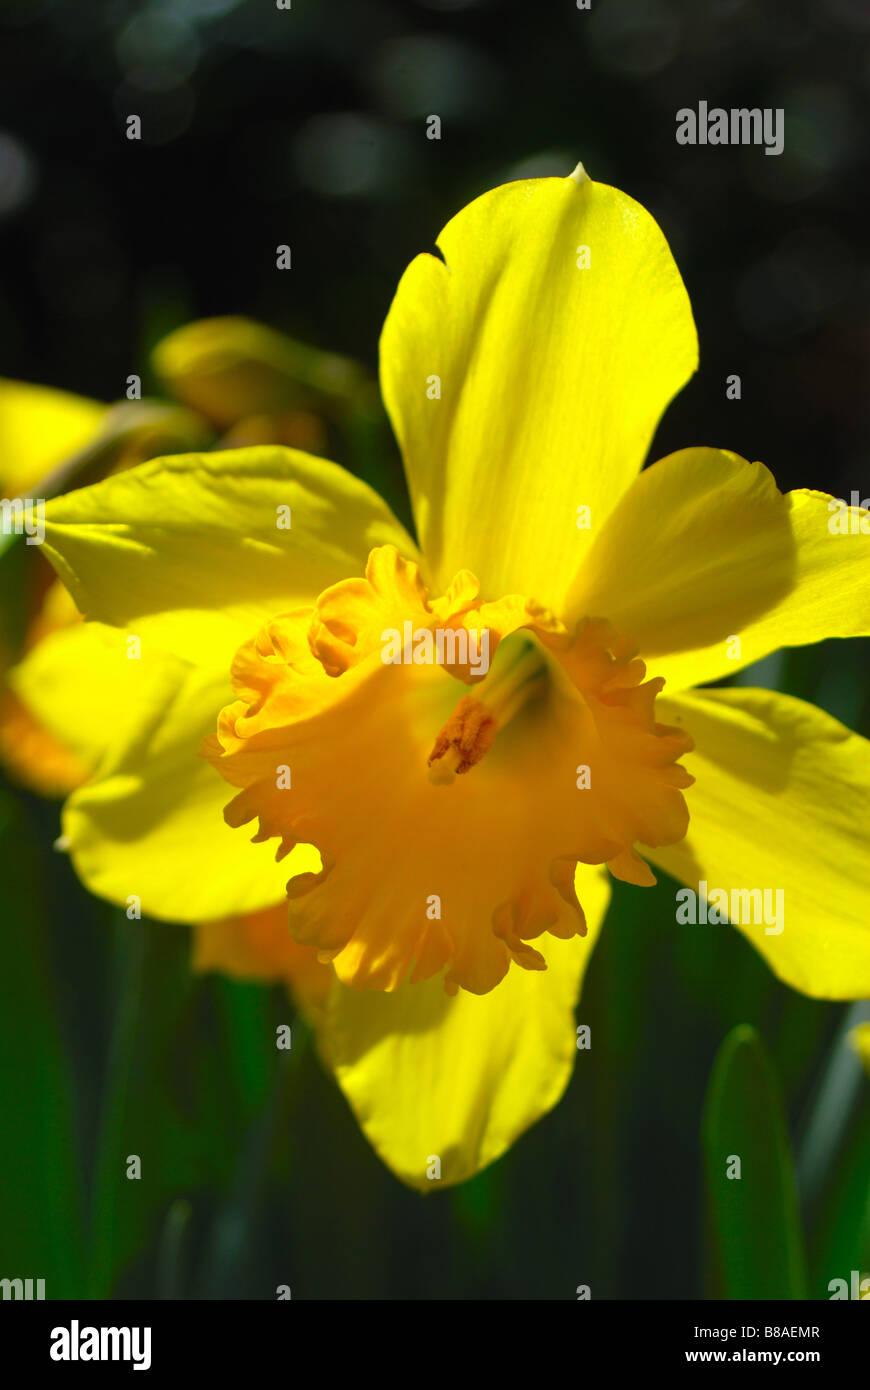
[0,796,85,1297]
[703,1025,807,1299]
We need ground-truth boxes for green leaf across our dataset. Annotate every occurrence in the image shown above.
[703,1023,807,1299]
[85,921,286,1297]
[0,795,85,1296]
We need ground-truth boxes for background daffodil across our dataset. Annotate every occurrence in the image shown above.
[0,324,378,1104]
[0,378,208,794]
[0,318,373,798]
[23,168,870,1191]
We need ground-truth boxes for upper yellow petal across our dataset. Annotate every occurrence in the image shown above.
[380,168,697,613]
[42,446,420,672]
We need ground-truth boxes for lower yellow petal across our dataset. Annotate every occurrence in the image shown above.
[319,865,610,1191]
[1,579,95,796]
[9,620,149,771]
[59,655,318,921]
[649,687,870,998]
[0,690,89,796]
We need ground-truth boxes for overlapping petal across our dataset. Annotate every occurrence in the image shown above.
[9,619,148,775]
[0,581,92,795]
[56,654,318,921]
[152,316,370,428]
[648,687,870,998]
[568,449,870,689]
[42,447,420,671]
[0,690,89,796]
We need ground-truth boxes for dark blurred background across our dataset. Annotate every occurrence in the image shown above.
[1,0,869,495]
[0,0,868,1301]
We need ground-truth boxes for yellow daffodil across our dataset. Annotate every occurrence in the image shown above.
[20,165,870,1190]
[0,379,108,499]
[0,380,114,794]
[0,329,394,1093]
[0,319,366,796]
[0,379,210,794]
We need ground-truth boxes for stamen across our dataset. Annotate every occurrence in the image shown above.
[428,639,546,784]
[427,696,496,782]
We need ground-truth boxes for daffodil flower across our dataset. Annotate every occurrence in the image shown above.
[0,378,106,792]
[0,379,207,793]
[0,319,366,795]
[24,166,870,1190]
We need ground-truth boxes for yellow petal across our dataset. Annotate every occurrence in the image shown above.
[9,620,151,771]
[649,687,870,998]
[42,447,420,671]
[152,316,370,428]
[319,865,610,1191]
[379,168,697,613]
[0,379,107,495]
[219,410,329,456]
[0,690,89,797]
[569,450,870,689]
[0,579,92,796]
[57,653,318,921]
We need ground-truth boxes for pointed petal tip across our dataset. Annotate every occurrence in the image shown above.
[568,161,589,186]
